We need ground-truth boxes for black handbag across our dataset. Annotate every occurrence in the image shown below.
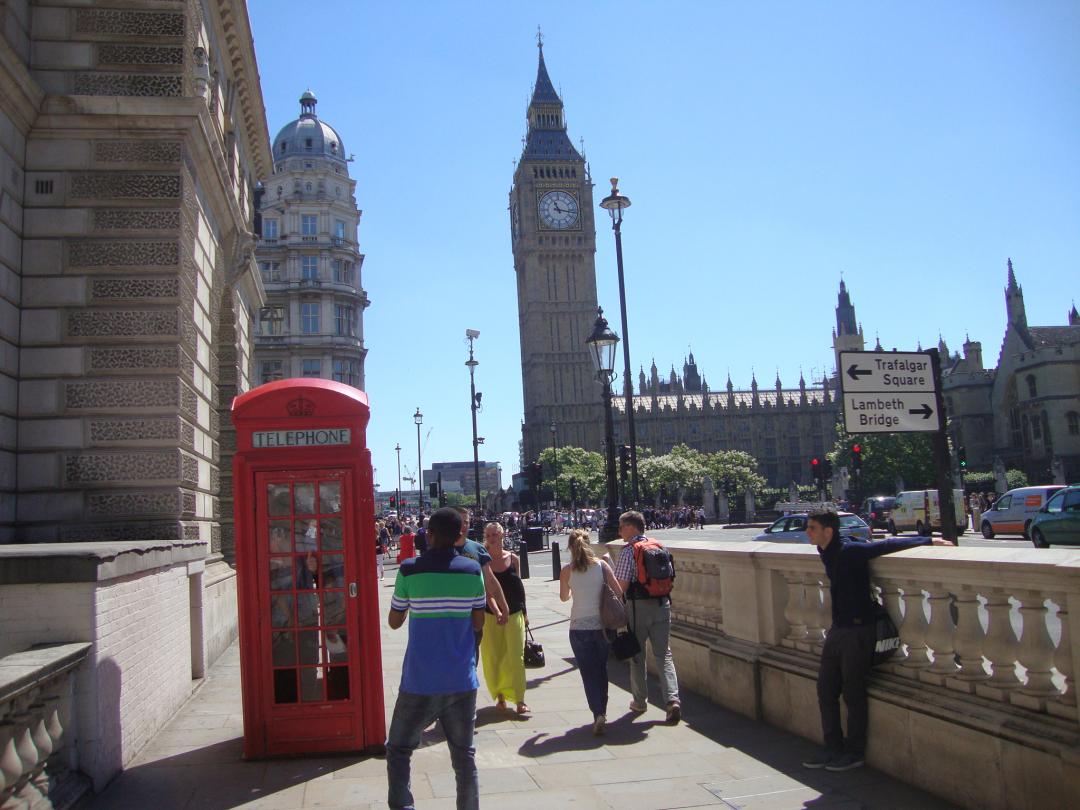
[524,626,545,669]
[872,602,901,666]
[610,629,641,661]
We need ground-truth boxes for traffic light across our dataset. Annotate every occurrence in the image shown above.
[852,444,862,471]
[823,458,833,479]
[958,445,967,470]
[810,457,821,481]
[429,482,438,499]
[389,496,396,508]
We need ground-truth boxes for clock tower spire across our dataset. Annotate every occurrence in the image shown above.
[511,40,601,468]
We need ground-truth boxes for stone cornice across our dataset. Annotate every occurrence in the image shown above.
[210,0,271,180]
[0,32,43,133]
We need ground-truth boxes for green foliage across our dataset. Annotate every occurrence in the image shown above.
[536,445,606,504]
[704,449,767,495]
[829,423,935,494]
[962,469,1029,490]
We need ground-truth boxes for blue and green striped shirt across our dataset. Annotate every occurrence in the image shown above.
[391,548,486,694]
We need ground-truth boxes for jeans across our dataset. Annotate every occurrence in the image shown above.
[569,629,609,718]
[386,689,478,810]
[817,624,875,756]
[627,598,680,707]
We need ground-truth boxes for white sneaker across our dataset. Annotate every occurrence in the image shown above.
[592,715,606,736]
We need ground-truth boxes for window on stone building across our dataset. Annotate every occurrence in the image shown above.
[261,360,283,384]
[302,359,321,377]
[333,260,353,285]
[304,138,313,151]
[302,214,317,235]
[301,302,320,334]
[1022,414,1031,448]
[302,256,318,280]
[333,358,360,387]
[1026,375,1037,399]
[1032,416,1042,441]
[335,304,356,336]
[334,220,346,240]
[263,219,278,239]
[305,182,313,192]
[1010,409,1021,447]
[1069,412,1079,436]
[259,261,282,283]
[260,305,285,335]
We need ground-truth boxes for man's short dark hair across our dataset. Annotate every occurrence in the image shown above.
[427,508,462,548]
[619,510,645,533]
[807,510,840,537]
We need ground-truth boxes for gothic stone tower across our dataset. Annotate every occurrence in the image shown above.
[832,279,865,379]
[511,42,603,465]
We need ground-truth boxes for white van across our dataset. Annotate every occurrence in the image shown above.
[888,489,966,536]
[980,485,1066,539]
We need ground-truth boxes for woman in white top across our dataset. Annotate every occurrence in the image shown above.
[559,528,621,735]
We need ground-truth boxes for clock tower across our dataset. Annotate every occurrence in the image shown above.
[511,42,603,467]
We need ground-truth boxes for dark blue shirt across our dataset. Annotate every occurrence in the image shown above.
[818,536,931,627]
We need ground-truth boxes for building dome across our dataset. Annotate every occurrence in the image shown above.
[271,90,347,165]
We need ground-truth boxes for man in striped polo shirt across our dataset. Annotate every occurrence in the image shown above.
[386,507,487,810]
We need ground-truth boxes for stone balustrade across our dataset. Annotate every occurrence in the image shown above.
[0,643,91,807]
[601,538,1080,808]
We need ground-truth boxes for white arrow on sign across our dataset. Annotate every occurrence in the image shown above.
[839,351,937,393]
[842,392,939,434]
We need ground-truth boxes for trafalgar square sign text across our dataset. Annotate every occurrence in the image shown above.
[840,352,939,434]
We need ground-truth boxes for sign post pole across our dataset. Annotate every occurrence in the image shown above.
[929,349,959,545]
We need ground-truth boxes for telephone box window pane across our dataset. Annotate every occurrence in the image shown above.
[274,669,298,704]
[295,554,318,590]
[272,632,296,666]
[323,591,345,626]
[298,631,320,665]
[294,519,318,552]
[326,629,348,662]
[326,667,349,701]
[300,668,323,702]
[319,481,341,513]
[271,595,294,628]
[320,517,343,550]
[269,521,291,553]
[322,554,344,587]
[297,593,320,626]
[294,484,316,514]
[270,558,293,591]
[267,484,290,516]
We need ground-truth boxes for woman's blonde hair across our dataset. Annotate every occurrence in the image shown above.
[567,528,597,572]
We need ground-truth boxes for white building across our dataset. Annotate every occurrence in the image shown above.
[254,91,368,388]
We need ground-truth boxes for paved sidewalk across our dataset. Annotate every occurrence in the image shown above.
[88,554,957,809]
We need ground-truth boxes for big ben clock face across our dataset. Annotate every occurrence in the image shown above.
[537,190,580,230]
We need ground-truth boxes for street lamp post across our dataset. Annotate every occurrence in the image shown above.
[413,408,423,515]
[466,329,483,516]
[550,421,559,509]
[599,177,638,507]
[586,307,621,541]
[394,443,401,517]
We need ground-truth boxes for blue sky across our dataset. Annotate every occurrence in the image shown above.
[248,1,1080,492]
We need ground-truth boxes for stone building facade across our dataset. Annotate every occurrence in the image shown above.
[0,0,269,554]
[943,260,1080,482]
[511,43,604,467]
[252,91,368,390]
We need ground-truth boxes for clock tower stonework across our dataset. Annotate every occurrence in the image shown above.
[511,44,603,466]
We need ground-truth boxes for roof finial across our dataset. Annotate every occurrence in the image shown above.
[536,25,544,51]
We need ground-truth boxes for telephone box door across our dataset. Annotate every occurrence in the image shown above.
[255,468,363,752]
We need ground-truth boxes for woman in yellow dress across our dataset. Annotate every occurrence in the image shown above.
[479,522,529,715]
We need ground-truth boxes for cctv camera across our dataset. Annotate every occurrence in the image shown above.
[466,329,480,339]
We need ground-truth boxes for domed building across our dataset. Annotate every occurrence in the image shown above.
[254,91,369,389]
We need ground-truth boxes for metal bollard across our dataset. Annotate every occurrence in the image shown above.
[518,538,530,580]
[551,541,561,580]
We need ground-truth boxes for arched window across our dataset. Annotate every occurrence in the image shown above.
[1068,411,1079,436]
[1026,374,1037,398]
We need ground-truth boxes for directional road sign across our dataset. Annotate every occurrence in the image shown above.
[839,351,936,393]
[842,392,939,434]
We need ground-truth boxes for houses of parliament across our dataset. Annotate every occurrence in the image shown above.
[511,46,1080,488]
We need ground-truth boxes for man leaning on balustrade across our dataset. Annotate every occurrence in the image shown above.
[800,510,949,773]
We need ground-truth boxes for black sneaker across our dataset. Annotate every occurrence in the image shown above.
[825,753,865,772]
[801,750,839,769]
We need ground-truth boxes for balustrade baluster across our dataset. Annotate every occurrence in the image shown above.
[783,574,807,644]
[899,584,931,671]
[10,717,37,780]
[28,704,53,768]
[804,575,827,652]
[1051,595,1074,710]
[877,581,906,663]
[0,725,23,793]
[983,593,1022,691]
[925,589,958,678]
[951,588,988,683]
[1014,593,1059,703]
[703,565,722,629]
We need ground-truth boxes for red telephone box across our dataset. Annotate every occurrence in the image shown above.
[231,379,384,757]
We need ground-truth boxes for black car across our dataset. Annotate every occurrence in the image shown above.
[859,496,896,530]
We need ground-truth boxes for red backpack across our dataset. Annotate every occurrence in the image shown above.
[630,538,675,598]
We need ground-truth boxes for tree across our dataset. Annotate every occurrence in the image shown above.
[704,449,767,496]
[829,424,934,495]
[963,469,1029,491]
[638,444,707,502]
[535,445,606,505]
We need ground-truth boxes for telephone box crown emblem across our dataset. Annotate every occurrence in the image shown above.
[286,397,315,417]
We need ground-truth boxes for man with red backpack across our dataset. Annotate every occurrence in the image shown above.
[612,510,681,724]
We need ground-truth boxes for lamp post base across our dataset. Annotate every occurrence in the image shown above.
[599,517,620,543]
